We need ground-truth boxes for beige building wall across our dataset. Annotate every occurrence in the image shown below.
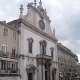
[0,21,21,80]
[0,22,18,53]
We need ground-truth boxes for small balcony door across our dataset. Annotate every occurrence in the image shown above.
[1,61,6,70]
[12,46,16,56]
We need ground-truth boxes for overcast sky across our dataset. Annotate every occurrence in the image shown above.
[0,0,80,62]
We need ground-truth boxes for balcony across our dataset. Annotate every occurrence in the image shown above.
[0,68,20,75]
[11,69,18,74]
[0,69,7,74]
[10,53,18,59]
[0,51,9,58]
[36,54,52,60]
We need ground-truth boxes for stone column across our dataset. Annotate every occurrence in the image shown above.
[50,69,52,80]
[38,64,42,80]
[42,64,45,80]
[37,59,45,80]
[48,62,52,80]
[37,60,42,80]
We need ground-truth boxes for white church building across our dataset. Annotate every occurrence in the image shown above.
[1,0,59,80]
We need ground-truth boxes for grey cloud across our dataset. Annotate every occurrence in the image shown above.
[0,0,80,56]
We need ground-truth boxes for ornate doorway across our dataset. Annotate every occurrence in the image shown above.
[26,64,36,80]
[52,68,57,80]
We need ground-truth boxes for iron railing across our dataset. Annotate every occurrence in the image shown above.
[10,53,18,59]
[0,51,9,58]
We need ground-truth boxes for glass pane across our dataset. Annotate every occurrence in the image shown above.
[42,46,44,54]
[29,42,32,53]
[51,50,53,58]
[4,28,8,36]
[2,44,7,53]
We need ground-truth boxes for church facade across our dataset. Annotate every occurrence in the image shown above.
[17,1,58,80]
[0,0,59,80]
[18,1,59,80]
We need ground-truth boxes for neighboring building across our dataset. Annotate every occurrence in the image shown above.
[0,21,20,80]
[57,43,78,80]
[7,1,59,80]
[77,63,80,76]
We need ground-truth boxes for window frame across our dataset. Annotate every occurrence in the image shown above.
[2,44,7,53]
[12,46,16,56]
[12,63,16,70]
[40,40,47,55]
[1,61,6,70]
[51,50,53,58]
[50,47,54,58]
[13,31,16,40]
[28,38,34,54]
[3,27,8,37]
[29,42,32,53]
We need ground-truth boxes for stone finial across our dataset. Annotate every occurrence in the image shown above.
[34,0,37,7]
[39,0,42,7]
[20,4,24,14]
[19,4,24,18]
[53,29,55,36]
[45,9,47,14]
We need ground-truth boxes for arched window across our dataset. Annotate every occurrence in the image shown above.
[28,38,34,53]
[50,47,54,58]
[40,40,47,55]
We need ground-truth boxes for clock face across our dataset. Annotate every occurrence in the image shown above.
[39,20,45,30]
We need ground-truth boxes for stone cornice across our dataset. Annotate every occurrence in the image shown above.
[0,21,18,31]
[21,19,58,42]
[52,60,58,63]
[7,19,58,42]
[57,43,75,57]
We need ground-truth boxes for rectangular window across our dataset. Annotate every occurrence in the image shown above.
[13,31,16,40]
[11,63,17,73]
[51,50,53,58]
[12,64,16,70]
[1,61,6,70]
[42,46,46,54]
[29,42,32,53]
[7,62,10,69]
[4,28,8,36]
[2,44,7,53]
[12,46,16,56]
[42,46,44,54]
